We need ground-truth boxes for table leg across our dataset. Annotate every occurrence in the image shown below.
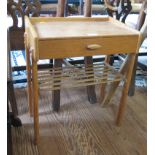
[84,56,97,104]
[101,54,132,106]
[32,58,39,145]
[26,46,33,116]
[116,53,136,126]
[128,54,138,96]
[52,59,63,111]
[99,55,111,103]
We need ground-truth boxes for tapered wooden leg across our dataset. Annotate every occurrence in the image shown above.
[128,54,138,96]
[32,58,39,145]
[25,35,33,116]
[84,56,97,104]
[116,53,136,126]
[52,59,63,111]
[101,54,132,106]
[99,55,111,103]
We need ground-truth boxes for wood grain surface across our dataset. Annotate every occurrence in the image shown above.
[12,86,146,155]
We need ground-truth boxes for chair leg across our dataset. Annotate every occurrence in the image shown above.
[7,103,13,155]
[52,59,63,112]
[7,80,18,116]
[32,58,39,145]
[84,56,97,104]
[116,53,136,126]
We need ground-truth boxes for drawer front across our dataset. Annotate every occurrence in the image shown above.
[38,36,139,59]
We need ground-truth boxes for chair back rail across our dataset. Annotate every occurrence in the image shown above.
[7,0,41,50]
[104,0,132,23]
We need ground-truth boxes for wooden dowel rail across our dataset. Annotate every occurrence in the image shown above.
[38,61,124,91]
[38,72,110,82]
[39,72,123,86]
[38,61,108,71]
[38,66,114,77]
[38,65,111,74]
[38,69,120,80]
[40,77,123,91]
[38,72,118,81]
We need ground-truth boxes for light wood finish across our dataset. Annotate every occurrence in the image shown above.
[38,62,123,91]
[25,33,33,116]
[32,55,39,145]
[100,16,142,104]
[101,54,133,106]
[32,19,139,39]
[25,16,140,144]
[25,16,39,61]
[99,55,111,103]
[36,36,138,60]
[101,35,141,124]
[25,17,139,62]
[12,86,146,155]
[103,0,147,97]
[116,53,136,125]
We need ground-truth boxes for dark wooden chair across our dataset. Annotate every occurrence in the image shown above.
[39,0,105,16]
[7,0,41,115]
[51,0,97,112]
[7,30,18,116]
[128,0,147,95]
[103,0,147,96]
[7,0,97,114]
[7,30,22,155]
[104,0,132,23]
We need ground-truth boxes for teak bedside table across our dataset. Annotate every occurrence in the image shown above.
[24,16,140,144]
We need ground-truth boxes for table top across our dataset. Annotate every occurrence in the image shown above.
[26,16,139,40]
[25,16,140,60]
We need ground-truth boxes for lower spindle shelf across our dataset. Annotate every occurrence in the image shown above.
[37,62,124,91]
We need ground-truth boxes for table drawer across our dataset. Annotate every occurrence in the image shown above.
[38,36,139,59]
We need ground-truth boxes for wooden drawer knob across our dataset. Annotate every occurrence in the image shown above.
[87,44,102,50]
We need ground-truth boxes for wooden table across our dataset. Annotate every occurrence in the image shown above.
[25,16,140,144]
